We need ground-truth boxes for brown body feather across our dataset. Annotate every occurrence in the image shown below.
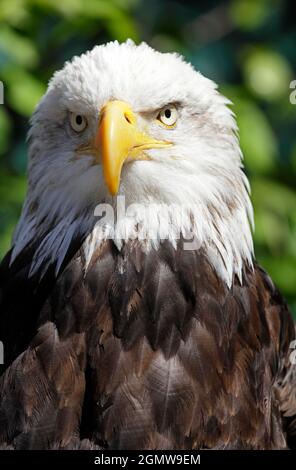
[0,240,295,449]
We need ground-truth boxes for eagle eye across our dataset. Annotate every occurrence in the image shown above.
[157,105,178,127]
[70,113,87,132]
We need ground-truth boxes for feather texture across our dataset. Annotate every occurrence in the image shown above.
[0,240,295,449]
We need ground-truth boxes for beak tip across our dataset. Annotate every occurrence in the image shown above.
[108,180,119,196]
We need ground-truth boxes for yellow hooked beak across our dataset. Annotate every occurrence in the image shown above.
[95,100,172,195]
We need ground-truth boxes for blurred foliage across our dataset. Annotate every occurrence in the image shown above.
[0,0,295,314]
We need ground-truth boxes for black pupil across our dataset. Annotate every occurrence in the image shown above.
[164,109,171,119]
[76,115,83,125]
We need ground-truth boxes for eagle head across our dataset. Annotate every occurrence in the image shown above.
[12,40,253,285]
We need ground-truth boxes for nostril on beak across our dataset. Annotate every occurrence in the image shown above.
[124,112,132,124]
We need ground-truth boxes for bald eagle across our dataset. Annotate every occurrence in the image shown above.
[0,41,295,450]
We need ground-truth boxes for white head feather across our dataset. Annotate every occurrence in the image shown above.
[12,40,254,286]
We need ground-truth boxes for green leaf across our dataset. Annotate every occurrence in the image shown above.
[0,25,39,68]
[252,177,296,215]
[30,0,82,17]
[258,255,296,296]
[81,0,139,41]
[0,219,15,259]
[0,108,12,155]
[0,0,29,26]
[242,48,293,102]
[0,173,27,259]
[252,177,296,256]
[221,87,277,173]
[230,0,273,31]
[0,172,27,205]
[2,66,46,116]
[291,141,296,173]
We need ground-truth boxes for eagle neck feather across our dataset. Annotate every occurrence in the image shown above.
[11,192,254,288]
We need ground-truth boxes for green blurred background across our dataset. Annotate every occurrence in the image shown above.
[0,0,295,314]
